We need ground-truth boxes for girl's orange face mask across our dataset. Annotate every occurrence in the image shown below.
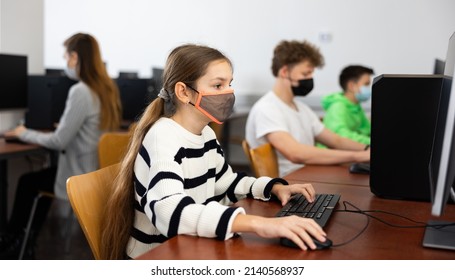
[187,85,235,124]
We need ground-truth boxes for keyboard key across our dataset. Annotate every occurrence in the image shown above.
[275,193,340,228]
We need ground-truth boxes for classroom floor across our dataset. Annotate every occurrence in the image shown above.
[35,199,93,260]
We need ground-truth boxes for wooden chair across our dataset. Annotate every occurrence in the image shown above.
[98,132,131,168]
[242,140,279,178]
[66,163,120,260]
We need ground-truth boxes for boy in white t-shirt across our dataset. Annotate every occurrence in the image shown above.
[246,40,370,176]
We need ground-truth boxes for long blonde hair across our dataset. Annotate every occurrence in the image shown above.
[64,33,122,131]
[101,44,232,259]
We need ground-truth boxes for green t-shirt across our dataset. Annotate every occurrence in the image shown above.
[321,92,370,145]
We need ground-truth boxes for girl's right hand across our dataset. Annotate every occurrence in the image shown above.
[234,214,327,250]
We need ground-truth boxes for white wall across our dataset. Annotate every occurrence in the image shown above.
[0,0,46,218]
[44,0,455,107]
[1,0,44,74]
[0,0,44,133]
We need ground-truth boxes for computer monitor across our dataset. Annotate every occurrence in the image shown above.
[422,32,455,250]
[45,68,66,77]
[25,75,77,129]
[0,54,28,110]
[434,59,445,75]
[118,72,138,79]
[152,67,164,91]
[115,78,156,122]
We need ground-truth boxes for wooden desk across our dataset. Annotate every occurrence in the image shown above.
[0,139,46,230]
[137,182,455,260]
[284,165,370,187]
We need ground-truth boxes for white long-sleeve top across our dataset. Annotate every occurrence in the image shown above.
[126,117,286,258]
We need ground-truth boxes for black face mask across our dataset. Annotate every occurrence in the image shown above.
[290,78,314,97]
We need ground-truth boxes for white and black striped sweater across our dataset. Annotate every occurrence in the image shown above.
[126,117,286,258]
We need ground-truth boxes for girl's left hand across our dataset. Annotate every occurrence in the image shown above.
[4,125,26,137]
[271,183,316,206]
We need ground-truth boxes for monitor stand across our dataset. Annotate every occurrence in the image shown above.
[422,220,455,250]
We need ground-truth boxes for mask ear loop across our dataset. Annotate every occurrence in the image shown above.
[185,84,198,107]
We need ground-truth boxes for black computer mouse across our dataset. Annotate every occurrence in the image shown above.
[280,237,333,250]
[349,163,370,174]
[312,237,333,250]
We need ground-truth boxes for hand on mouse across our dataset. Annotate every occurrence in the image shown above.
[245,215,327,250]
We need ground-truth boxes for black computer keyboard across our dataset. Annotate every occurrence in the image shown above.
[3,136,27,145]
[276,193,341,227]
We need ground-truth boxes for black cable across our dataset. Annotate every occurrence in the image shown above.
[330,201,370,247]
[338,200,455,230]
[327,200,455,248]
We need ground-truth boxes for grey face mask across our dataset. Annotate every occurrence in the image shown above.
[186,84,235,124]
[64,66,79,81]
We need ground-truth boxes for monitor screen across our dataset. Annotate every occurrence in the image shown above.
[423,32,455,250]
[152,67,164,91]
[434,59,445,75]
[118,72,138,79]
[25,75,77,129]
[0,54,28,110]
[45,68,66,77]
[429,32,455,216]
[115,78,156,122]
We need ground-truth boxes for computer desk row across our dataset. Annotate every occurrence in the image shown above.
[137,165,455,260]
[284,164,370,187]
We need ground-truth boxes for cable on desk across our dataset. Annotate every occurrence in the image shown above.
[330,201,370,247]
[342,201,455,229]
[319,200,455,248]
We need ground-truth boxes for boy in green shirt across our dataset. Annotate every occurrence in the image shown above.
[322,65,374,145]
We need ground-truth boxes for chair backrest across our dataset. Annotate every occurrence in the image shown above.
[98,132,131,168]
[242,140,279,178]
[66,163,120,260]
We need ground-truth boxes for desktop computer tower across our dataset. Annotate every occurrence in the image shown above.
[370,74,446,201]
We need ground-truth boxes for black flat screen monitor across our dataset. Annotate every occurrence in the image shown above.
[152,67,164,91]
[118,72,138,79]
[0,54,28,110]
[25,75,77,129]
[423,32,455,250]
[115,78,156,122]
[45,68,66,77]
[434,59,445,75]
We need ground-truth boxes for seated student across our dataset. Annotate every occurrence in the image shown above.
[101,44,327,259]
[321,65,374,145]
[0,33,122,259]
[245,40,370,177]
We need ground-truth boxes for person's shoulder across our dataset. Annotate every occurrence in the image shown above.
[70,81,89,92]
[322,92,345,109]
[202,124,217,140]
[68,82,91,98]
[143,118,179,151]
[250,91,277,111]
[148,117,174,136]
